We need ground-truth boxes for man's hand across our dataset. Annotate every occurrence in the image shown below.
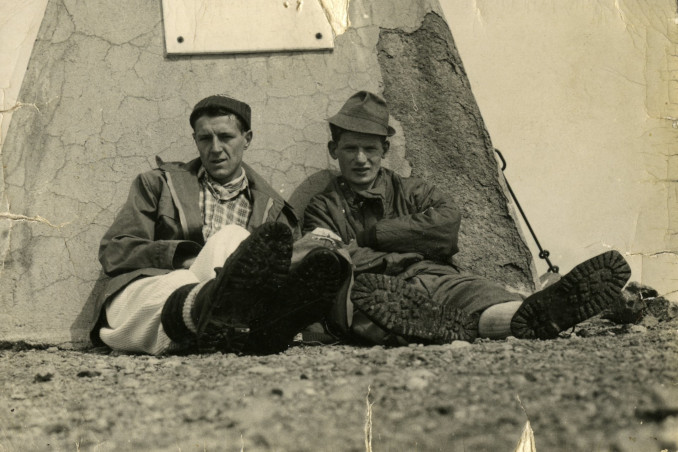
[176,257,196,269]
[308,227,343,244]
[345,239,359,253]
[172,242,202,269]
[293,228,344,252]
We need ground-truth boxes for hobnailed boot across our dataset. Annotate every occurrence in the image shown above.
[510,250,632,339]
[161,222,293,353]
[244,247,347,355]
[350,273,480,344]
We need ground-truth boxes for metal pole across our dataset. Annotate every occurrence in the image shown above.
[494,149,559,273]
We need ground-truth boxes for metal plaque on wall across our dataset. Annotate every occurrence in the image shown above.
[162,0,335,55]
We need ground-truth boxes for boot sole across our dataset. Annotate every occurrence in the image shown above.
[246,248,344,354]
[511,250,631,339]
[351,273,478,344]
[196,222,293,343]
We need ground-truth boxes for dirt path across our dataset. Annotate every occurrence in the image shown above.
[1,318,676,452]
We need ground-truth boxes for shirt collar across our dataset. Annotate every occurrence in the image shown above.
[338,168,387,203]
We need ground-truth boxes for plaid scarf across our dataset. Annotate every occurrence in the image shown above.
[198,166,252,240]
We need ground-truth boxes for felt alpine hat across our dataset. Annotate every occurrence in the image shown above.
[328,91,396,137]
[190,94,252,131]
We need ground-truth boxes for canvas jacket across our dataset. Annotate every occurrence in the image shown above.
[303,167,461,274]
[92,157,299,342]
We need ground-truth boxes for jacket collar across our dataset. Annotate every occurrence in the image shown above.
[155,156,291,237]
[337,168,391,203]
[156,157,203,243]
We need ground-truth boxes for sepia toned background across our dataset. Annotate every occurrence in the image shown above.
[0,0,676,346]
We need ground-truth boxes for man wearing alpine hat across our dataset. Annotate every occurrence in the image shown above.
[303,91,632,344]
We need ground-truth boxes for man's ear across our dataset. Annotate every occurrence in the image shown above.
[192,132,197,144]
[328,141,338,160]
[382,139,390,156]
[243,130,253,149]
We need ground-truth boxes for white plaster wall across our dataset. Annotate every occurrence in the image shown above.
[2,0,676,300]
[7,0,532,346]
[440,0,678,300]
[0,0,48,151]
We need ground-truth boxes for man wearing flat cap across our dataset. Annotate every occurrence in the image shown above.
[304,91,632,344]
[93,94,344,355]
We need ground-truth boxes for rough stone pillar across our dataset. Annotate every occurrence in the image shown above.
[0,0,535,346]
[377,12,536,286]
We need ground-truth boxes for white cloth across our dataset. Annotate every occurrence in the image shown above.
[100,225,251,354]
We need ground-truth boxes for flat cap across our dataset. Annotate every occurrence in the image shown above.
[189,95,251,131]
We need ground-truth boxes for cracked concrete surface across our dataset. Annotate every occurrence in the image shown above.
[1,0,532,346]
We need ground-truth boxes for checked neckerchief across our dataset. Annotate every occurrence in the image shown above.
[198,166,252,241]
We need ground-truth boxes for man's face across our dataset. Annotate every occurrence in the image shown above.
[193,115,252,184]
[329,131,389,192]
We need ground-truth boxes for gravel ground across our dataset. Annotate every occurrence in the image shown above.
[1,317,676,452]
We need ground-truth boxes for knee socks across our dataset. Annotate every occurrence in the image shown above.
[477,301,523,339]
[161,281,209,343]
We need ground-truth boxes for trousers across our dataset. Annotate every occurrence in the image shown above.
[350,261,522,344]
[99,225,251,354]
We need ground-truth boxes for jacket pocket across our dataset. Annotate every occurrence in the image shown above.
[155,192,182,239]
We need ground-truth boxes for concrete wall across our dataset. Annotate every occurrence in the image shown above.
[440,0,678,300]
[0,0,533,346]
[0,0,48,149]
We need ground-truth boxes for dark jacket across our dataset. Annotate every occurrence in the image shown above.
[302,168,462,341]
[303,167,461,273]
[303,168,521,344]
[302,168,464,341]
[92,157,299,343]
